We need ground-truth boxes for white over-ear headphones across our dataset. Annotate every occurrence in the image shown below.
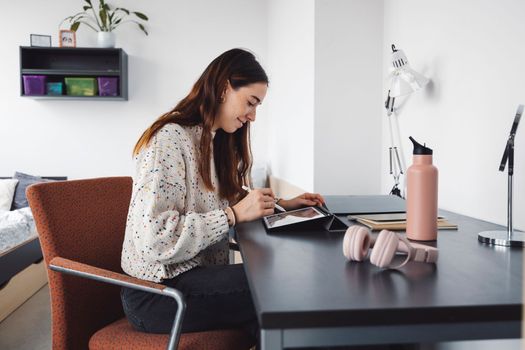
[342,226,438,268]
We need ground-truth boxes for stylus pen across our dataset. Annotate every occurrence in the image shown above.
[242,185,286,212]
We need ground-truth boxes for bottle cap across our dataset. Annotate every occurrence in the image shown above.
[409,136,433,155]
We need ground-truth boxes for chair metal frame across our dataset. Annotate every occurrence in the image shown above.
[49,256,185,350]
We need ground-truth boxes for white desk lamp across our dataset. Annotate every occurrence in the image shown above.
[384,44,429,197]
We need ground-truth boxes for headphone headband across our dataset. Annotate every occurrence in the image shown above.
[342,227,438,268]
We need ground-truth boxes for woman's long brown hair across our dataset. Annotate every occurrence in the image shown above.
[133,48,268,203]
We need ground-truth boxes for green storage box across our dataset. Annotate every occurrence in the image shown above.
[65,77,98,96]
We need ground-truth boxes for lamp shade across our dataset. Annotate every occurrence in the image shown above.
[387,47,429,97]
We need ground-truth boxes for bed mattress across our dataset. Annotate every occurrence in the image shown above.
[0,208,37,256]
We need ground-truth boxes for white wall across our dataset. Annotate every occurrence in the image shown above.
[1,0,269,179]
[267,0,382,194]
[383,0,525,230]
[267,0,315,192]
[314,0,383,195]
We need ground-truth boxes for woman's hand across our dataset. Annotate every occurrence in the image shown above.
[232,188,276,223]
[279,193,325,211]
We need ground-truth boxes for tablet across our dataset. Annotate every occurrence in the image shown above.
[263,207,327,230]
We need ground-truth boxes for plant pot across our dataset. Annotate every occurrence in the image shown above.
[97,31,116,48]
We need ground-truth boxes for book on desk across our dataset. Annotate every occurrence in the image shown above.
[348,213,458,231]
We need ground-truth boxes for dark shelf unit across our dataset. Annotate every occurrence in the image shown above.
[20,46,128,100]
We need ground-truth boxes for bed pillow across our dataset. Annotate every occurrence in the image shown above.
[12,172,53,210]
[0,179,19,212]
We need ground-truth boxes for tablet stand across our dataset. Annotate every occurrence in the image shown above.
[479,105,525,247]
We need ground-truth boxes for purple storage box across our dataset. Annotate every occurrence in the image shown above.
[97,77,119,96]
[23,75,46,95]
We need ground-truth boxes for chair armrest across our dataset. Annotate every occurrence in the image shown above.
[50,257,166,292]
[49,257,185,350]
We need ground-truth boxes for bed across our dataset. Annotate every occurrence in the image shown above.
[0,176,67,321]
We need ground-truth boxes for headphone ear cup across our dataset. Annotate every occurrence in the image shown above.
[369,230,399,268]
[342,226,371,261]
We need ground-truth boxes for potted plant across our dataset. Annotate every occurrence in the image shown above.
[61,0,148,48]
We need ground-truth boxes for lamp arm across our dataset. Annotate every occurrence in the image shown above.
[386,105,406,198]
[393,148,403,175]
[385,90,395,116]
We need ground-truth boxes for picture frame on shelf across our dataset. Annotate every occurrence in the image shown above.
[30,34,52,47]
[59,30,76,48]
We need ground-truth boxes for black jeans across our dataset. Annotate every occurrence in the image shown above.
[121,264,258,342]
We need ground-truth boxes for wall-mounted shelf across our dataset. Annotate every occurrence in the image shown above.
[20,46,128,100]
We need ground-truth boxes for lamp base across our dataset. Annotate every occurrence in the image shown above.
[478,230,525,247]
[389,184,403,198]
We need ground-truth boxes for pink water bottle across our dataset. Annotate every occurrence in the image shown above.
[406,136,438,241]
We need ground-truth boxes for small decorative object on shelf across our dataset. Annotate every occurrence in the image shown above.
[65,77,98,96]
[98,32,116,48]
[20,46,128,100]
[23,75,46,95]
[59,30,76,48]
[98,77,119,96]
[30,34,51,47]
[61,0,149,48]
[46,82,63,96]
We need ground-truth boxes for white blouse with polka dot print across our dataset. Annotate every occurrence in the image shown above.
[121,123,231,282]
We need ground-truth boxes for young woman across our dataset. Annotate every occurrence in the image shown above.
[120,48,325,342]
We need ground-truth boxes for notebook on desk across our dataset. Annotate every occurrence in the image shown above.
[324,195,406,215]
[348,213,458,231]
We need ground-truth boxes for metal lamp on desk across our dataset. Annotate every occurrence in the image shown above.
[384,44,429,198]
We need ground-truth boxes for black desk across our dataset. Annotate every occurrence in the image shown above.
[235,210,523,349]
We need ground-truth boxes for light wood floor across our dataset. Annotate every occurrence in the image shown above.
[0,284,50,350]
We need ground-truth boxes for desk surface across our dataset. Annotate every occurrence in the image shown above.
[236,210,523,334]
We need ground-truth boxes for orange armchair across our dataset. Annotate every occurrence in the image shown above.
[27,177,253,350]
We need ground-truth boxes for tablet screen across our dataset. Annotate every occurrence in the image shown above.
[264,207,326,229]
